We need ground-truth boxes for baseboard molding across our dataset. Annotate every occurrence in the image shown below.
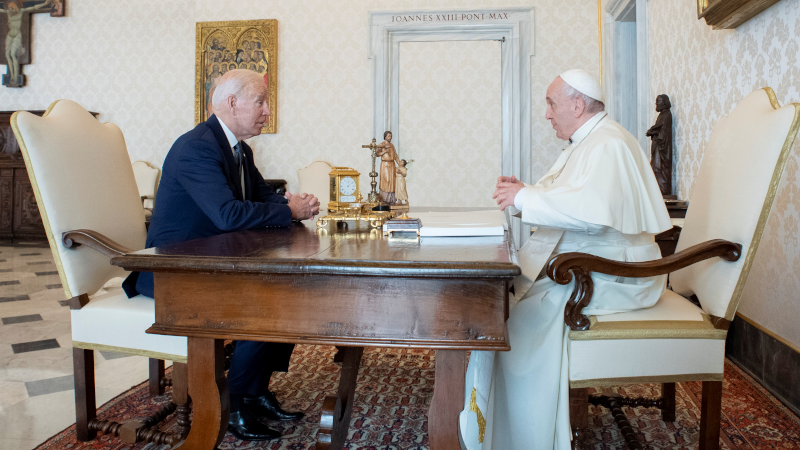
[726,314,800,417]
[737,312,800,356]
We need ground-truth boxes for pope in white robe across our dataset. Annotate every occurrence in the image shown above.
[459,70,672,450]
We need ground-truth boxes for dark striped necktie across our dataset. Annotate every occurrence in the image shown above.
[233,143,244,197]
[233,143,243,171]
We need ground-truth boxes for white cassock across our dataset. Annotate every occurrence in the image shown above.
[459,111,672,450]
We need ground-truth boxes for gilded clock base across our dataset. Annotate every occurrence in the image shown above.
[316,210,395,229]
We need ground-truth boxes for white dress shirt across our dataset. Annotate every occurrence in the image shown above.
[217,117,239,155]
[217,117,245,198]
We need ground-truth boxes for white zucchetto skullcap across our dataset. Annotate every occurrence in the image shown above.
[559,69,603,102]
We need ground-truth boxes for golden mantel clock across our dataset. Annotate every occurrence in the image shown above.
[328,167,360,212]
[317,166,394,229]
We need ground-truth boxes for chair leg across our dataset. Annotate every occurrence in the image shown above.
[662,382,676,422]
[569,388,589,450]
[149,358,165,396]
[172,362,192,439]
[699,380,723,450]
[73,348,97,441]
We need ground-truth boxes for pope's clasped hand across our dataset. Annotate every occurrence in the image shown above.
[493,175,524,211]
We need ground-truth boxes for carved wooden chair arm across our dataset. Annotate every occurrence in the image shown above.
[545,239,742,331]
[59,230,135,310]
[62,229,134,258]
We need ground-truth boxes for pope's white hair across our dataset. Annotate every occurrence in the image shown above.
[211,69,266,112]
[561,80,605,114]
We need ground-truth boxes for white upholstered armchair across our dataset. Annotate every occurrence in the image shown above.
[547,88,799,449]
[132,160,160,222]
[297,160,333,208]
[11,100,189,446]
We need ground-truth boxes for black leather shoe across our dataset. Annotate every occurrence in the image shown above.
[227,409,281,441]
[244,391,305,421]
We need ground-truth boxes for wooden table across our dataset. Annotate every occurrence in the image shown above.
[112,221,518,450]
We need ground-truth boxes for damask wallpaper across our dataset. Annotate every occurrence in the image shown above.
[0,0,597,199]
[649,0,800,347]
[195,0,599,193]
[399,41,501,207]
[0,0,196,170]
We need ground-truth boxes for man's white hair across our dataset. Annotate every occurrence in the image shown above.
[211,69,266,112]
[561,81,605,114]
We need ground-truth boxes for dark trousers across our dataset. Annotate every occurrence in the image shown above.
[227,341,295,397]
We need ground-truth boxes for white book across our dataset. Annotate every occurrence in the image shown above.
[413,210,507,237]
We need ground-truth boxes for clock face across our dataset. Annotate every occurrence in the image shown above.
[339,176,357,196]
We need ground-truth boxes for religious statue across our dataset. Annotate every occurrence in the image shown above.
[645,94,674,197]
[0,0,64,88]
[395,159,409,204]
[376,130,402,203]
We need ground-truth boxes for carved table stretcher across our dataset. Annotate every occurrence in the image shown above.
[111,222,518,450]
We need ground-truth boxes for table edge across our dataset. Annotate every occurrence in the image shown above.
[147,325,512,351]
[112,255,521,278]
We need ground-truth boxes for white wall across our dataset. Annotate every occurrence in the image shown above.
[0,0,598,194]
[649,0,800,347]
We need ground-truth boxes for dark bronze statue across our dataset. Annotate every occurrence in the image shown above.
[646,94,673,197]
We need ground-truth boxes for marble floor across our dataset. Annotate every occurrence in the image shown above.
[0,241,155,450]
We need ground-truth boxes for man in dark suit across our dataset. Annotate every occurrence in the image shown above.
[123,69,320,441]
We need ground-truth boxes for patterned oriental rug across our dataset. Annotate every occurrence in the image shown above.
[38,345,800,450]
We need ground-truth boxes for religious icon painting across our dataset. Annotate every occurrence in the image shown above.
[0,0,66,88]
[195,19,277,133]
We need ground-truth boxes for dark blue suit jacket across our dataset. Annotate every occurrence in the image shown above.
[123,115,292,298]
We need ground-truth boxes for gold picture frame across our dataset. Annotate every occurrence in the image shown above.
[697,0,780,29]
[195,19,277,133]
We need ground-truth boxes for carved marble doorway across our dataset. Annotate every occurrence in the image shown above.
[603,0,651,151]
[368,8,534,244]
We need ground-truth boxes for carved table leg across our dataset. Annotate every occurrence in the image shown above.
[333,346,345,363]
[175,338,228,450]
[428,350,466,450]
[316,346,364,450]
[172,361,191,439]
[149,358,165,396]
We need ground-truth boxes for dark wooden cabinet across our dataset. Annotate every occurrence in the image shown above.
[13,171,44,236]
[0,110,99,240]
[0,111,46,240]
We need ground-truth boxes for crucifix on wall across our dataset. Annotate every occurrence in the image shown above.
[0,0,64,88]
